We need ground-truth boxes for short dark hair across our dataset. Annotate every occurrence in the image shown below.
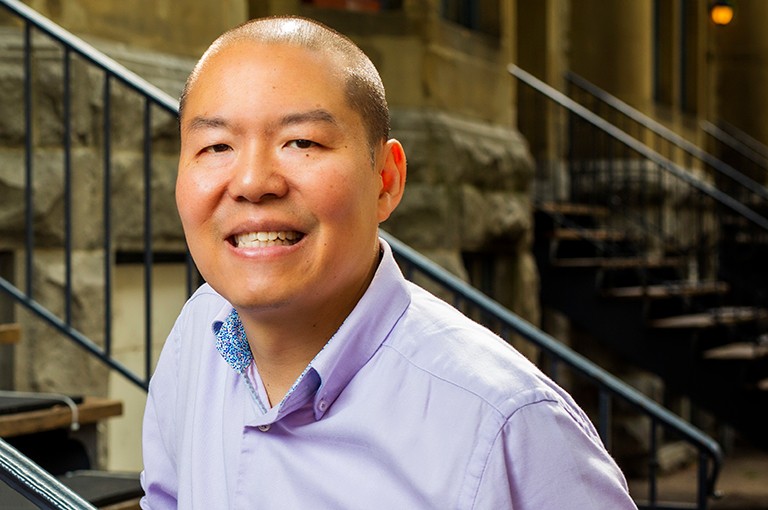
[179,16,390,151]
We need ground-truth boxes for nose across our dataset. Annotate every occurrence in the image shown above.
[227,146,288,203]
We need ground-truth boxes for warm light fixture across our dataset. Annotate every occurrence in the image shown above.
[710,0,735,26]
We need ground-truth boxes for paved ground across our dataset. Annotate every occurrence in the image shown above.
[628,446,768,509]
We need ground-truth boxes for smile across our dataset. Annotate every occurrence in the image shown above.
[232,231,303,248]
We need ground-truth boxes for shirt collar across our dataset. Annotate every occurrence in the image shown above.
[210,237,412,421]
[309,238,411,419]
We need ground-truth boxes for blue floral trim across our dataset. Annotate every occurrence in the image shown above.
[215,308,253,374]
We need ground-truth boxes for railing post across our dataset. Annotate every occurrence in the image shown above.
[648,417,658,508]
[63,46,73,326]
[143,98,153,382]
[697,450,709,510]
[598,388,612,451]
[23,21,34,299]
[103,73,113,358]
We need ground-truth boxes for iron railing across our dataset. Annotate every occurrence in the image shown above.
[701,119,768,187]
[0,0,723,507]
[0,438,95,510]
[564,71,768,307]
[0,0,182,392]
[567,71,768,208]
[514,61,768,507]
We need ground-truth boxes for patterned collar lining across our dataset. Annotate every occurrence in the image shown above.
[215,307,328,416]
[215,308,252,374]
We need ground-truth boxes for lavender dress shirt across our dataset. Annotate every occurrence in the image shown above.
[140,239,637,509]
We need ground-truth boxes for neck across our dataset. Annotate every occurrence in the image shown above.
[239,312,332,406]
[238,249,381,405]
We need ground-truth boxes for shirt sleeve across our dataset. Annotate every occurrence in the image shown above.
[140,324,181,509]
[472,398,638,510]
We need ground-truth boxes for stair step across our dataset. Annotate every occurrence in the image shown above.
[650,307,768,329]
[703,342,768,360]
[0,323,20,344]
[552,256,683,269]
[538,202,610,217]
[603,281,729,300]
[551,228,627,242]
[58,470,142,508]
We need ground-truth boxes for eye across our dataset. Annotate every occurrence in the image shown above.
[203,143,232,154]
[286,139,318,150]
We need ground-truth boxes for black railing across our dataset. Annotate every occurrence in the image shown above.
[0,0,723,506]
[0,0,183,392]
[534,67,768,308]
[0,438,95,510]
[513,63,747,508]
[701,119,768,187]
[566,71,768,209]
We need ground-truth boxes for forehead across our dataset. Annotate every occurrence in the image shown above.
[186,40,349,112]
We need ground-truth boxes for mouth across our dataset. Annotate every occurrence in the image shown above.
[230,231,304,248]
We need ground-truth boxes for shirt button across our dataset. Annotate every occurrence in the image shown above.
[318,400,328,412]
[258,424,271,432]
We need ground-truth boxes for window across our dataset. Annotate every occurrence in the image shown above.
[441,0,500,37]
[302,0,402,12]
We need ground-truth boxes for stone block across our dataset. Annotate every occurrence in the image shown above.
[384,182,460,250]
[459,186,531,250]
[109,150,184,252]
[14,249,109,396]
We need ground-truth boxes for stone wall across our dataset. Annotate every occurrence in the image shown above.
[0,27,191,397]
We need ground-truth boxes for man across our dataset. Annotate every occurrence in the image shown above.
[141,15,637,509]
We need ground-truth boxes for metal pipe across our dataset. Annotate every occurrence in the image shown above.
[63,46,73,326]
[23,21,33,299]
[0,438,96,510]
[143,99,153,382]
[103,73,113,358]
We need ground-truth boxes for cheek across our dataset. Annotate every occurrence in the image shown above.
[175,168,215,231]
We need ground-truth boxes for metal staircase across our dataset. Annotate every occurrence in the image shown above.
[512,65,768,451]
[0,0,723,507]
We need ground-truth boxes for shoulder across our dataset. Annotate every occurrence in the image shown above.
[168,284,231,338]
[384,282,581,420]
[179,283,230,319]
[159,283,231,369]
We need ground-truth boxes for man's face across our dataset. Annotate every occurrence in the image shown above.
[177,41,394,324]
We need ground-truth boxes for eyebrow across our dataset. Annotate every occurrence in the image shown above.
[185,116,229,134]
[278,109,338,128]
[184,109,339,135]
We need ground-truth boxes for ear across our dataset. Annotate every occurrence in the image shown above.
[376,139,407,222]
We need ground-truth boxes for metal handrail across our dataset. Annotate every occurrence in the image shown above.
[0,438,95,510]
[566,71,768,205]
[0,0,177,114]
[0,0,723,506]
[518,65,768,231]
[701,120,768,171]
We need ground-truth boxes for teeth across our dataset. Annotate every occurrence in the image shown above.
[234,231,301,248]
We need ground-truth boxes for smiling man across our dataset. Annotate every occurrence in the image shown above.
[140,16,637,510]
